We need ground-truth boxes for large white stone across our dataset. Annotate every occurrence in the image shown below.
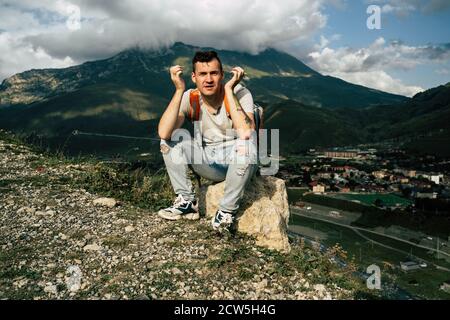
[83,243,102,252]
[200,176,291,252]
[93,197,117,208]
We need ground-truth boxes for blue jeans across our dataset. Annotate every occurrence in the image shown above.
[161,138,258,213]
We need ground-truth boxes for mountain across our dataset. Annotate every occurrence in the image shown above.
[0,42,406,109]
[263,100,365,152]
[360,82,450,156]
[261,82,450,154]
[1,42,440,156]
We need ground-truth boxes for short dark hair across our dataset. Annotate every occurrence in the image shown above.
[192,51,223,73]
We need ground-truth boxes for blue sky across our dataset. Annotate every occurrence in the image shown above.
[316,1,450,90]
[0,0,449,96]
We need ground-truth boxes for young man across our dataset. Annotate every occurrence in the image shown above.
[157,51,257,231]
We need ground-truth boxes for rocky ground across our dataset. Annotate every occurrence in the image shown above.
[0,137,364,300]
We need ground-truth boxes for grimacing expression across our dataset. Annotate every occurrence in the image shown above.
[191,58,224,97]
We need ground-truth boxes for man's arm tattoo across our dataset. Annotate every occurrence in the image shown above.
[233,95,252,126]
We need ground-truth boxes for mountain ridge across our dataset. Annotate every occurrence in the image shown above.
[0,42,407,109]
[1,43,448,157]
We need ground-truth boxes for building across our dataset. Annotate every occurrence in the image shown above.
[430,174,443,185]
[400,261,421,271]
[317,172,332,179]
[440,280,450,293]
[416,192,438,199]
[324,151,358,159]
[405,170,416,178]
[372,170,388,179]
[312,185,325,194]
[419,173,444,185]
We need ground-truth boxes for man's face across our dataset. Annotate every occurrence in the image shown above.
[191,58,224,97]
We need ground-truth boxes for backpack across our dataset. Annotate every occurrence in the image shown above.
[187,88,266,173]
[187,88,264,141]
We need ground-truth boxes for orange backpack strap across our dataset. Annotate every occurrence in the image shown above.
[189,89,233,121]
[223,94,231,118]
[189,89,201,122]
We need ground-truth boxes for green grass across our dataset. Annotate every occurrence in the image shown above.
[71,162,174,212]
[357,230,450,269]
[289,213,450,299]
[287,188,310,203]
[299,193,386,216]
[331,193,412,207]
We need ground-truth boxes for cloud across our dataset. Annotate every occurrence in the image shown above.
[435,68,449,75]
[0,32,75,81]
[0,0,330,81]
[305,37,450,96]
[368,0,450,15]
[330,70,423,97]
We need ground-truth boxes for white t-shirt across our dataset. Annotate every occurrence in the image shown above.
[179,84,254,146]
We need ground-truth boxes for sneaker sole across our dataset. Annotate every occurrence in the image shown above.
[211,217,232,231]
[157,210,182,220]
[182,212,200,220]
[158,210,199,221]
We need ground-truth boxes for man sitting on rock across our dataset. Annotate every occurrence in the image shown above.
[157,50,257,231]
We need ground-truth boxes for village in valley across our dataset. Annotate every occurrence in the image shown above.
[279,144,450,298]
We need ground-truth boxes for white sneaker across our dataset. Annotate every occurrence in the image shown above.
[158,194,199,220]
[211,210,234,231]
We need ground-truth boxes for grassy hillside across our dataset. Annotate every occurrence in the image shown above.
[264,100,365,152]
[359,83,450,156]
[0,83,163,155]
[2,43,449,157]
[0,130,370,300]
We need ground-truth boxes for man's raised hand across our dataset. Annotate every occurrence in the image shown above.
[169,65,185,91]
[225,66,245,90]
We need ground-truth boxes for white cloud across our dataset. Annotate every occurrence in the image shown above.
[331,70,423,97]
[305,37,450,96]
[0,32,75,81]
[0,0,443,98]
[0,0,330,81]
[368,0,450,15]
[435,68,449,75]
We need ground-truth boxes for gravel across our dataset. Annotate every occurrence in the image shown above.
[0,138,356,300]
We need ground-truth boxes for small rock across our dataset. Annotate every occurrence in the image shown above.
[83,244,102,252]
[157,237,174,244]
[93,197,117,208]
[172,268,183,275]
[314,284,326,293]
[17,207,36,214]
[224,291,233,299]
[255,279,268,290]
[13,278,28,288]
[45,210,56,216]
[125,226,135,233]
[44,283,58,295]
[323,293,333,300]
